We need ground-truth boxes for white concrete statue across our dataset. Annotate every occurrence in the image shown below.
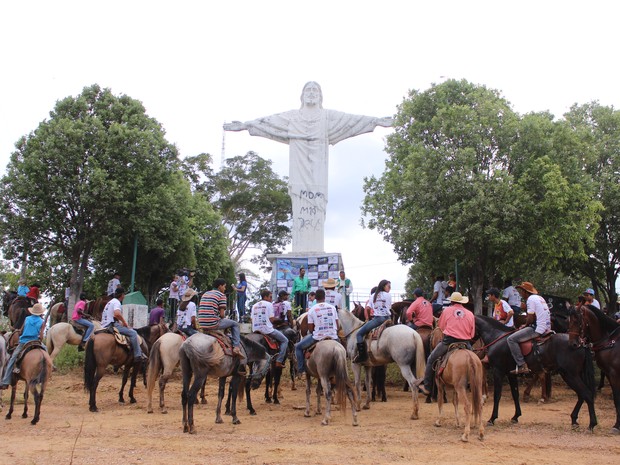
[224,81,392,253]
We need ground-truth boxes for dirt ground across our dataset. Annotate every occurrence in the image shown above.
[0,366,618,465]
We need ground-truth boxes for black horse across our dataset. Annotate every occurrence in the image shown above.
[474,315,597,431]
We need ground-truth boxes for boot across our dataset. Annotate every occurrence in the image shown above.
[353,342,368,364]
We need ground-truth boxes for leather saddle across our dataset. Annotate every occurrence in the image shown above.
[519,331,554,358]
[203,329,235,356]
[95,327,144,350]
[434,342,470,379]
[69,319,86,335]
[15,340,46,371]
[259,333,280,351]
[368,319,393,341]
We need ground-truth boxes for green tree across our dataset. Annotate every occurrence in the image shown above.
[0,84,180,311]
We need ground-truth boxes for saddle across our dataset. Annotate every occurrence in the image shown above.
[94,327,144,350]
[519,331,554,358]
[434,342,470,379]
[203,329,235,357]
[260,333,280,351]
[69,319,86,335]
[173,329,188,341]
[15,340,46,372]
[368,319,393,341]
[304,340,319,360]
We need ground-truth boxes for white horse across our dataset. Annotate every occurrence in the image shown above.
[337,309,426,419]
[146,332,183,414]
[46,321,102,363]
[304,339,358,426]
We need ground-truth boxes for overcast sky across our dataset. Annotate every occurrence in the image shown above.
[1,1,618,297]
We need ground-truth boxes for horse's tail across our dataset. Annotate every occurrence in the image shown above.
[237,372,246,402]
[468,352,483,423]
[581,346,596,398]
[83,338,96,393]
[146,338,164,394]
[412,330,426,378]
[334,347,350,413]
[31,352,50,388]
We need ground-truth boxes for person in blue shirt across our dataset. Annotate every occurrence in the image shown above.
[235,273,248,320]
[0,303,47,389]
[17,279,29,297]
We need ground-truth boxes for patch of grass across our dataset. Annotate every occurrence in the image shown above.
[385,363,406,385]
[0,315,10,333]
[53,344,84,373]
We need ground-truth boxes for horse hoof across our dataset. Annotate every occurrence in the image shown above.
[161,410,168,415]
[183,424,189,433]
[537,398,545,405]
[147,408,153,414]
[89,407,98,413]
[274,399,280,405]
[610,427,620,435]
[130,398,136,404]
[434,421,441,427]
[425,397,432,404]
[189,427,197,435]
[265,398,272,404]
[410,414,419,420]
[291,386,297,391]
[304,413,311,418]
[215,418,224,424]
[5,414,12,420]
[22,413,28,419]
[352,420,359,427]
[118,400,125,405]
[460,435,469,443]
[510,418,519,424]
[486,420,494,426]
[362,405,370,410]
[321,420,328,426]
[250,411,257,416]
[200,399,207,405]
[232,419,241,425]
[571,423,579,431]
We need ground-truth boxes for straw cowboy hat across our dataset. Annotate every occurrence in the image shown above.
[182,288,198,301]
[322,278,337,288]
[28,303,45,316]
[516,281,538,295]
[447,292,469,304]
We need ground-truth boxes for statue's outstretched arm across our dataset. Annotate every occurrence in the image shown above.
[375,116,394,127]
[223,121,247,131]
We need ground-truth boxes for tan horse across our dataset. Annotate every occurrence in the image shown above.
[46,321,103,363]
[4,346,52,425]
[434,348,485,442]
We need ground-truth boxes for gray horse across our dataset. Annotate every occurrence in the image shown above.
[338,309,426,419]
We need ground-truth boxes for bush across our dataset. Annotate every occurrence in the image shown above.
[53,344,84,373]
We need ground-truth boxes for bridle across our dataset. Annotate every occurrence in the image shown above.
[567,305,588,348]
[248,353,272,381]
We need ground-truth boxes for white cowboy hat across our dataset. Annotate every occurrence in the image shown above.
[322,278,337,288]
[28,303,45,316]
[182,288,197,302]
[448,292,469,304]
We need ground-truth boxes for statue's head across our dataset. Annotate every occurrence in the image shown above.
[300,81,323,109]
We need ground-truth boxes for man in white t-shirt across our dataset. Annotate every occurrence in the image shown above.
[583,288,601,310]
[323,278,342,309]
[101,287,146,361]
[251,289,288,368]
[294,288,340,375]
[431,275,446,315]
[507,282,551,374]
[106,273,121,296]
[502,279,522,313]
[168,274,180,323]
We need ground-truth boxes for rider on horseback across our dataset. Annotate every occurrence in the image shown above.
[295,288,340,375]
[251,289,289,368]
[415,292,475,395]
[353,279,392,363]
[72,292,95,351]
[101,287,147,362]
[0,303,47,389]
[405,288,433,330]
[506,281,551,374]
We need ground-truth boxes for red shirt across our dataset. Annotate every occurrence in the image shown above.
[405,296,433,327]
[438,303,475,340]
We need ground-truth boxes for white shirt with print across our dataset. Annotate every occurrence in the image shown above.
[308,302,339,341]
[101,298,122,327]
[526,295,551,334]
[325,289,342,309]
[251,300,275,334]
[369,291,392,317]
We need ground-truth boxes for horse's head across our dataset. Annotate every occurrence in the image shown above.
[249,353,272,390]
[567,305,586,349]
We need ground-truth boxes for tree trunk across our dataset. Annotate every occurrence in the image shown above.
[471,267,484,315]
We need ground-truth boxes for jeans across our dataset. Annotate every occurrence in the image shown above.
[267,329,289,363]
[180,326,197,337]
[237,294,247,318]
[356,315,390,343]
[215,318,241,347]
[1,341,48,386]
[73,318,95,343]
[295,334,317,373]
[507,326,538,367]
[112,322,143,358]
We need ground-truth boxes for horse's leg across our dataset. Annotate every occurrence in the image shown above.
[320,375,332,426]
[507,373,522,423]
[352,363,362,411]
[611,383,620,433]
[157,372,171,414]
[229,375,241,425]
[597,370,606,391]
[245,376,256,416]
[304,373,312,418]
[215,376,226,424]
[452,388,461,428]
[347,384,359,426]
[363,366,372,410]
[523,374,535,402]
[487,368,503,426]
[458,383,471,443]
[225,378,233,415]
[6,383,17,419]
[128,362,139,404]
[200,376,207,404]
[434,380,444,428]
[31,382,43,425]
[264,369,273,403]
[315,377,323,416]
[21,383,29,418]
[559,371,597,431]
[398,364,420,420]
[290,356,297,391]
[187,373,204,434]
[273,366,282,405]
[180,360,190,433]
[89,367,105,412]
[545,372,552,401]
[118,365,130,404]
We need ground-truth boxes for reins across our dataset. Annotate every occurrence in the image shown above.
[473,328,513,353]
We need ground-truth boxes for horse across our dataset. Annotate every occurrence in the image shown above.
[2,290,17,317]
[135,321,169,351]
[83,331,148,412]
[0,334,7,412]
[243,326,297,412]
[4,344,52,425]
[49,302,67,326]
[433,347,485,442]
[46,320,103,363]
[146,332,209,414]
[474,315,597,431]
[568,304,620,434]
[84,295,111,321]
[303,339,358,426]
[337,309,426,419]
[8,296,30,330]
[180,333,271,434]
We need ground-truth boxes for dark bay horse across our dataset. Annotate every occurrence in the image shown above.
[8,297,30,330]
[179,333,271,434]
[136,321,169,351]
[2,290,17,317]
[568,304,620,434]
[475,315,597,431]
[83,332,148,412]
[4,345,52,425]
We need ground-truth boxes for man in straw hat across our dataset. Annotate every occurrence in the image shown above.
[323,278,342,309]
[415,292,475,395]
[177,289,199,337]
[506,281,551,374]
[0,303,47,389]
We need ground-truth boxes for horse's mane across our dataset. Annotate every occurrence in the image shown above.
[136,325,152,339]
[240,335,267,357]
[475,314,512,332]
[588,305,619,334]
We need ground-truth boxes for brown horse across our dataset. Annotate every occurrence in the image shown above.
[136,321,170,351]
[8,297,30,330]
[83,332,148,412]
[568,304,620,434]
[4,345,52,425]
[84,295,112,321]
[434,348,485,442]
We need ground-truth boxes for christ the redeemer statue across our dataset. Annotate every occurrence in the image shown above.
[224,81,392,253]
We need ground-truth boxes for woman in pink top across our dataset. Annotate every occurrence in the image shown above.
[72,292,95,350]
[415,292,475,395]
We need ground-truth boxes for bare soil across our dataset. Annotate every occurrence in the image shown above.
[1,367,618,465]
